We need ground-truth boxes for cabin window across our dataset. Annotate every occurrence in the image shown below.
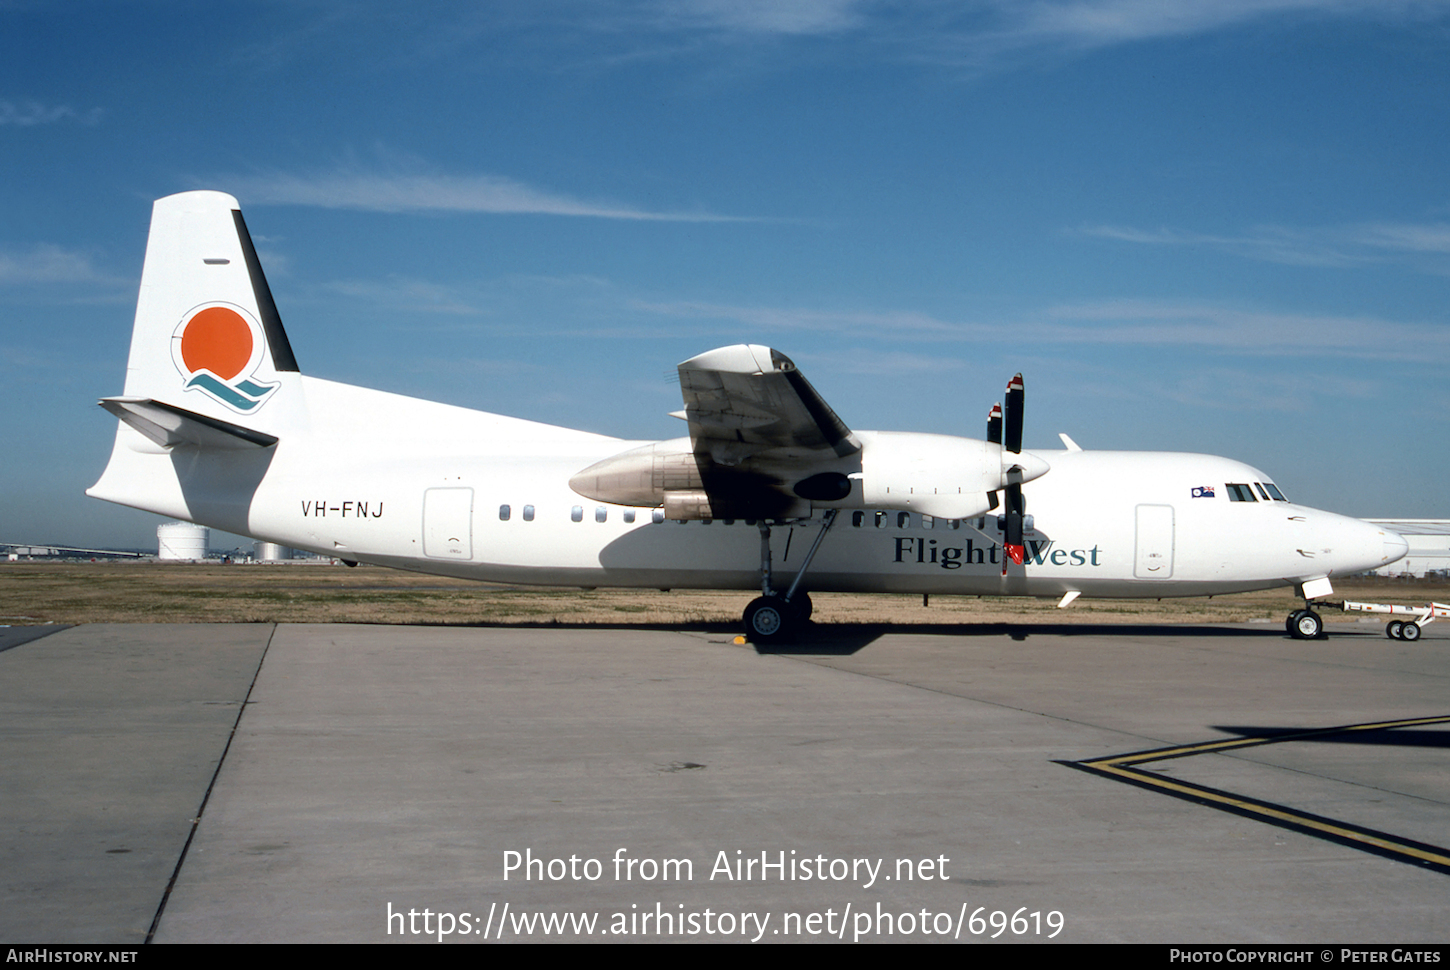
[623,510,636,524]
[499,504,511,521]
[875,511,888,529]
[852,511,865,528]
[652,509,665,524]
[897,512,911,529]
[523,505,534,521]
[596,507,607,523]
[1263,483,1288,502]
[1225,484,1257,502]
[571,506,583,522]
[922,515,934,529]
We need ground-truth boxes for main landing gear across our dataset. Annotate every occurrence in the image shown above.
[743,510,835,644]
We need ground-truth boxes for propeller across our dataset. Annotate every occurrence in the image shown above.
[993,374,1028,574]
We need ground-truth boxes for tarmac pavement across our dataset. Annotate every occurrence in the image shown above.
[2,620,1445,943]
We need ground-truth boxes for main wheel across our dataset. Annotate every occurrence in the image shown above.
[743,596,793,643]
[1292,610,1323,640]
[1400,622,1422,642]
[1387,621,1404,640]
[1286,610,1306,635]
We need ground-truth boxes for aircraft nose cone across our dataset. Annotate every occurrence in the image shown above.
[1382,528,1409,566]
[1334,518,1407,574]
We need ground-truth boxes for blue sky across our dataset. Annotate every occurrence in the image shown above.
[4,1,1449,549]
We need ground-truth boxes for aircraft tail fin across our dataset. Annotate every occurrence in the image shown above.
[121,190,299,415]
[89,192,299,527]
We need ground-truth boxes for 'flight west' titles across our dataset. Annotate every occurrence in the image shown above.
[893,536,1102,569]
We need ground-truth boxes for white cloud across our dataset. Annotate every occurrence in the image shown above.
[631,298,964,335]
[1078,220,1450,268]
[652,0,869,35]
[635,294,1449,361]
[625,0,1447,47]
[223,169,747,222]
[1007,0,1367,47]
[0,100,101,126]
[324,276,484,316]
[926,0,1450,65]
[0,244,111,284]
[225,1,1450,81]
[1349,222,1450,255]
[798,348,969,375]
[1037,298,1450,360]
[1145,366,1377,412]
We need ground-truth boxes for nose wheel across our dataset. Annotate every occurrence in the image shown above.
[1286,608,1324,640]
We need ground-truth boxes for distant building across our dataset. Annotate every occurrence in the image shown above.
[157,522,209,561]
[254,541,294,561]
[1367,520,1450,578]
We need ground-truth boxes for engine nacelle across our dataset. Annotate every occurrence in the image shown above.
[569,438,701,508]
[858,431,1047,520]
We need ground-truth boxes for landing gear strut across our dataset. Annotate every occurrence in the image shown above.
[742,510,836,643]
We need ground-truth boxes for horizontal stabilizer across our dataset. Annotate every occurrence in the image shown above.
[100,397,278,450]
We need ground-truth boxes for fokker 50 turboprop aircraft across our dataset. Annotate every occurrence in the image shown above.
[89,192,1407,641]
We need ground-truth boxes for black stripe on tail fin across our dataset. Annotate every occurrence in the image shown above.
[232,209,299,373]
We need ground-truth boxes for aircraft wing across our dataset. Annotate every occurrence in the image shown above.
[572,345,862,518]
[675,345,860,464]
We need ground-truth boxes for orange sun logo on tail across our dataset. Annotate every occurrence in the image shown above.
[171,303,278,412]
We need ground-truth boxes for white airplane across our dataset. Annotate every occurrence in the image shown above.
[89,191,1407,642]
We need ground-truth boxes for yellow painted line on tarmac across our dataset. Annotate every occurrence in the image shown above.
[1063,715,1450,875]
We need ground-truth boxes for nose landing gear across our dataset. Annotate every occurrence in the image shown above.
[1286,608,1324,640]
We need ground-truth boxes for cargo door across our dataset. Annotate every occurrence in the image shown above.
[423,487,474,560]
[1134,504,1174,579]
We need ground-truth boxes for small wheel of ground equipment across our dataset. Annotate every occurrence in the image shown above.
[1400,622,1421,642]
[1387,621,1404,640]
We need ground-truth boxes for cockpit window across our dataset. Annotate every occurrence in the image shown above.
[1263,483,1288,502]
[1225,483,1258,502]
[1254,483,1271,501]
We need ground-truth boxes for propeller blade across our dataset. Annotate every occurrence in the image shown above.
[986,403,1002,446]
[1002,482,1025,573]
[1004,374,1024,455]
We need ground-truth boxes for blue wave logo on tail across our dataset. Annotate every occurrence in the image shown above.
[171,303,278,412]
